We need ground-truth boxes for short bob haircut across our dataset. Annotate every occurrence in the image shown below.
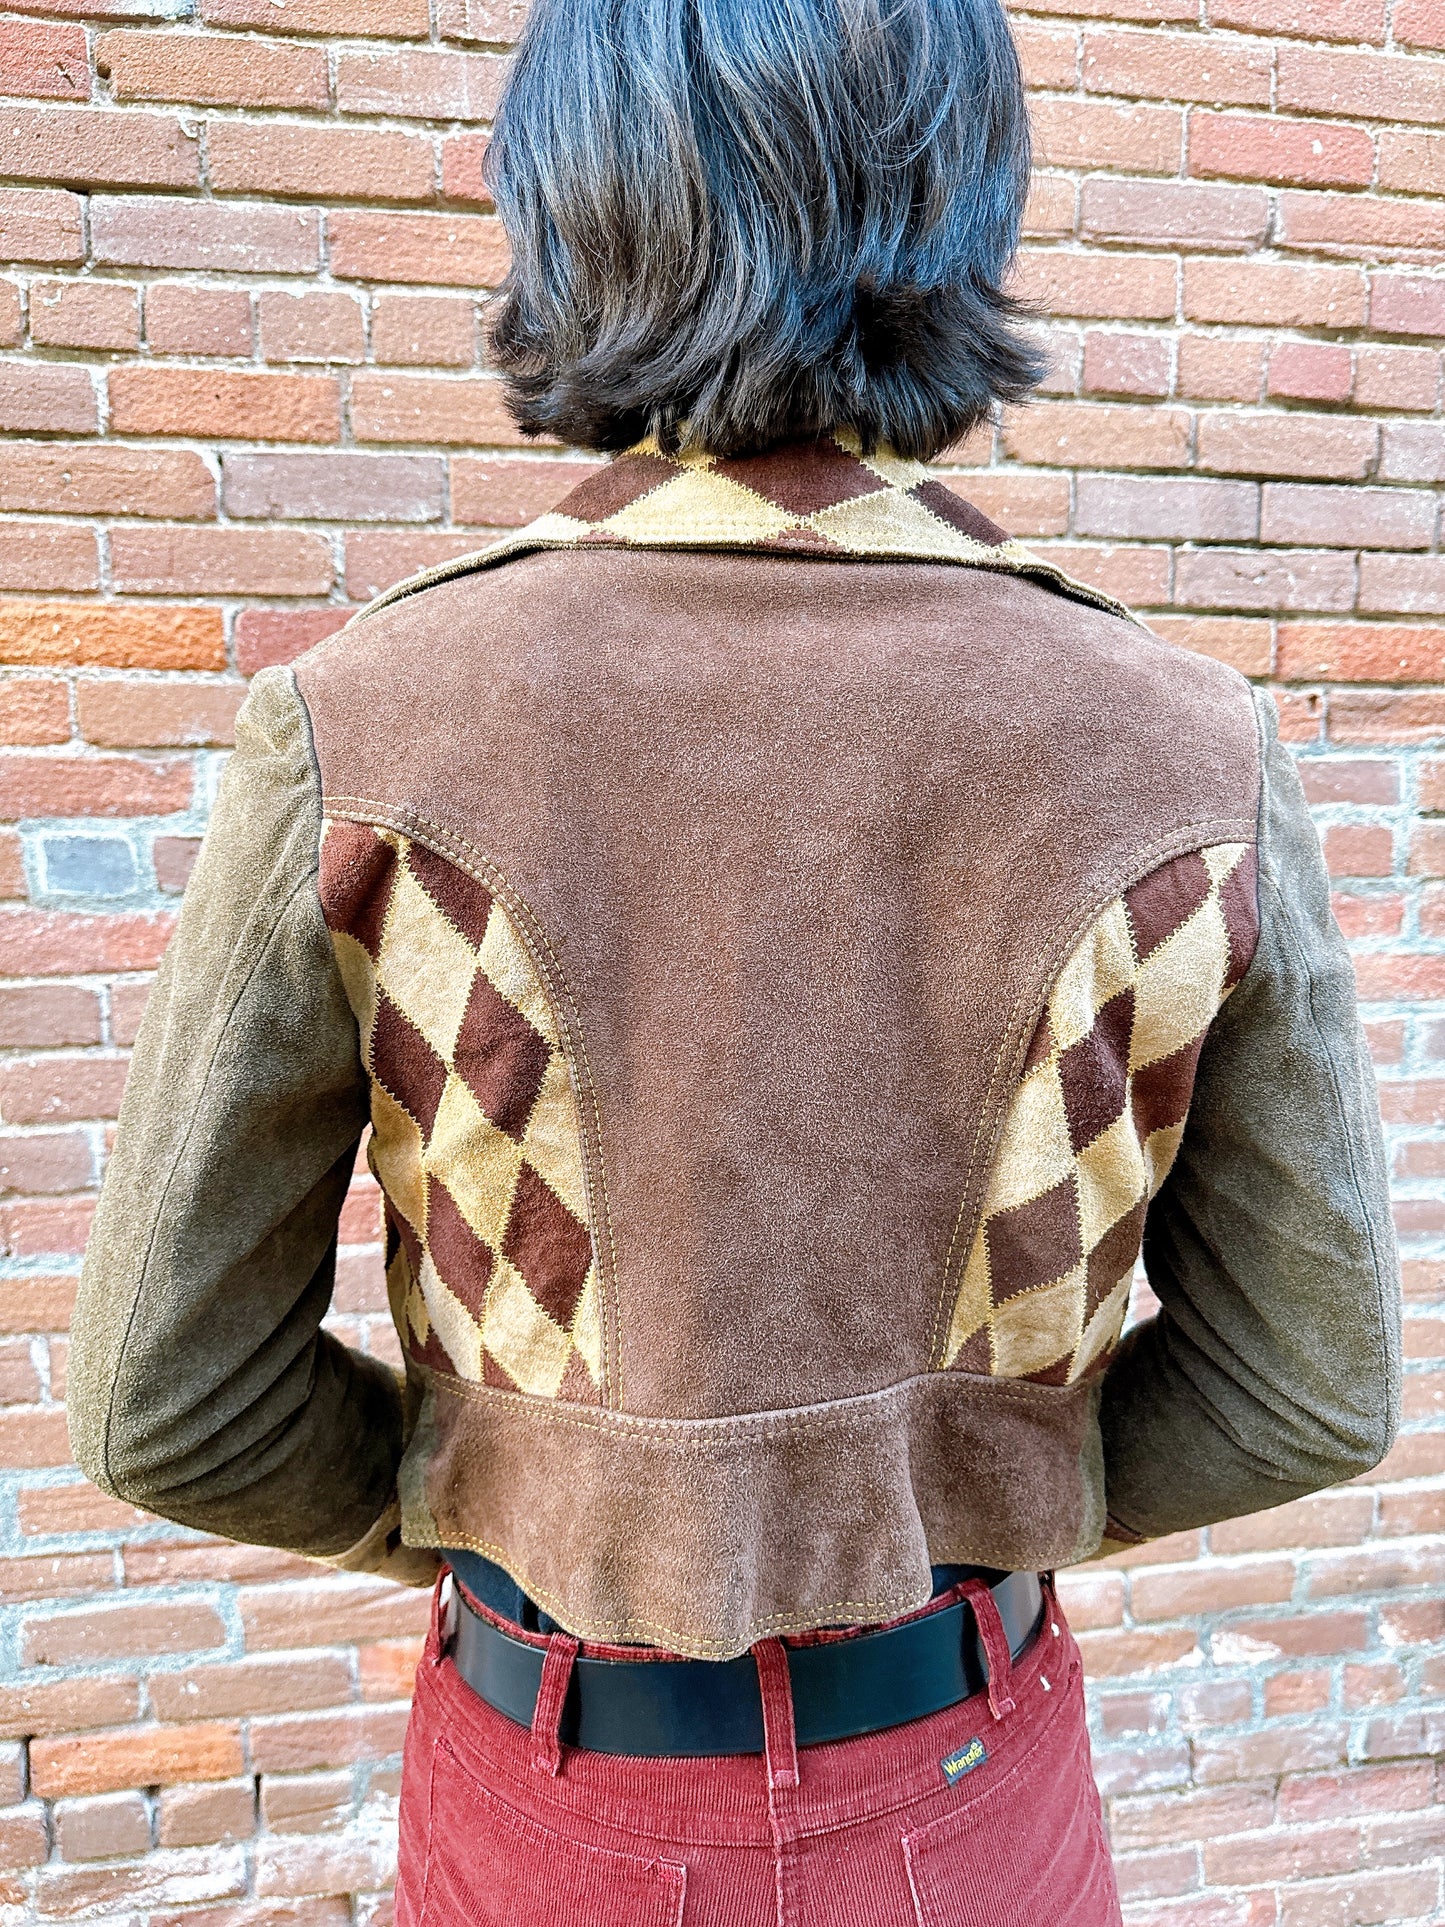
[484,0,1044,462]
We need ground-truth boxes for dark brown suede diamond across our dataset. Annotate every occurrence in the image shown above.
[503,1161,592,1329]
[371,989,449,1139]
[1131,1034,1205,1141]
[985,1175,1084,1305]
[319,819,395,957]
[407,841,494,948]
[555,452,682,523]
[1085,1198,1147,1320]
[712,438,887,517]
[1220,848,1260,987]
[1126,850,1212,962]
[910,481,1009,548]
[1057,987,1135,1154]
[453,971,551,1139]
[425,1174,496,1319]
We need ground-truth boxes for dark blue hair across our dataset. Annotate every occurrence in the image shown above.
[484,0,1044,459]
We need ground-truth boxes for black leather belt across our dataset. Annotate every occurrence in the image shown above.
[445,1570,1045,1757]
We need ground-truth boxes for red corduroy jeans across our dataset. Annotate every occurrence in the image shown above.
[394,1572,1122,1926]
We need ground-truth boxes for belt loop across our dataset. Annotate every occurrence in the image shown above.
[530,1632,579,1776]
[959,1579,1016,1721]
[752,1639,799,1790]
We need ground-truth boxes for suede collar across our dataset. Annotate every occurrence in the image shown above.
[355,431,1138,627]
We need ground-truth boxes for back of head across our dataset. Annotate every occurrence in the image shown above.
[485,0,1043,459]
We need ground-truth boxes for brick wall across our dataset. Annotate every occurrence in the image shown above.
[0,0,1441,1920]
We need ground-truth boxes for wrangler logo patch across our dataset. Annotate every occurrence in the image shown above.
[940,1739,987,1784]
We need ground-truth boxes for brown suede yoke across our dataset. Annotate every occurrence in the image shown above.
[296,543,1259,1426]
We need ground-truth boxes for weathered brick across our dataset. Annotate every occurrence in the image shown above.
[23,1598,227,1669]
[1177,334,1264,403]
[1268,342,1353,407]
[1081,330,1173,400]
[0,18,88,97]
[1371,274,1445,341]
[440,129,491,206]
[97,29,329,108]
[1015,248,1177,322]
[209,120,433,203]
[1175,549,1357,615]
[1083,28,1270,105]
[0,279,19,345]
[249,1705,410,1774]
[1278,46,1445,128]
[0,676,69,746]
[29,278,140,350]
[0,106,197,189]
[0,1053,131,1121]
[111,527,334,597]
[1081,178,1268,251]
[76,681,244,749]
[1197,412,1378,482]
[1377,128,1445,198]
[55,1790,151,1861]
[157,1779,255,1849]
[144,281,253,356]
[1002,401,1190,471]
[1354,346,1440,415]
[92,196,320,273]
[0,522,98,592]
[1029,97,1182,174]
[350,372,524,445]
[257,291,366,365]
[328,209,509,288]
[224,452,444,523]
[1279,194,1445,265]
[335,46,508,119]
[0,444,214,518]
[205,0,428,30]
[1358,555,1445,618]
[0,361,96,435]
[35,1845,248,1913]
[1207,0,1386,35]
[371,292,476,367]
[234,608,349,675]
[1075,474,1256,542]
[1261,485,1435,552]
[1396,0,1445,46]
[437,0,529,36]
[345,531,479,600]
[110,366,341,441]
[1184,260,1367,330]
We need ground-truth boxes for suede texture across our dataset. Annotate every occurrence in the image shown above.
[68,669,426,1572]
[1097,688,1402,1537]
[297,548,1260,1422]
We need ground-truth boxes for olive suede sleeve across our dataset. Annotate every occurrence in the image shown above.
[1096,687,1402,1545]
[67,667,438,1586]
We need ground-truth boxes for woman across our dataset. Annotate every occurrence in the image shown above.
[70,0,1399,1920]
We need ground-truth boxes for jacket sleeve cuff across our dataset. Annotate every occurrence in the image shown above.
[318,1496,442,1589]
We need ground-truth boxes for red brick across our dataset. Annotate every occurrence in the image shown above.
[1015,248,1177,322]
[123,1542,316,1587]
[1422,760,1445,810]
[351,372,525,446]
[92,197,319,273]
[1297,756,1403,806]
[0,184,84,262]
[158,1780,255,1849]
[0,1804,47,1870]
[1188,111,1375,191]
[1075,1627,1201,1676]
[0,677,69,747]
[1197,412,1377,481]
[258,291,366,364]
[239,1576,429,1651]
[1381,423,1445,484]
[234,608,349,675]
[77,681,245,750]
[1279,1869,1441,1927]
[36,1855,249,1919]
[1032,542,1171,607]
[0,18,89,97]
[0,1054,130,1122]
[0,1404,73,1464]
[209,120,432,203]
[1278,46,1445,128]
[1151,616,1272,676]
[371,292,476,367]
[260,1769,352,1834]
[29,277,140,350]
[1280,194,1445,265]
[204,0,429,30]
[15,1481,145,1532]
[23,1598,227,1669]
[1356,952,1445,997]
[111,527,333,598]
[1281,623,1440,685]
[97,29,329,108]
[1262,484,1434,551]
[110,366,340,442]
[1082,28,1270,105]
[1081,178,1267,251]
[1396,0,1445,45]
[149,1654,352,1723]
[1177,550,1356,615]
[335,46,507,119]
[0,602,224,670]
[1178,335,1264,403]
[1002,400,1189,471]
[1359,555,1445,618]
[440,130,491,207]
[0,361,96,434]
[1324,825,1395,878]
[224,450,443,522]
[0,1338,43,1399]
[437,0,531,35]
[0,280,19,345]
[55,1791,151,1861]
[1131,1559,1296,1622]
[0,748,186,823]
[1354,346,1440,415]
[1185,260,1367,330]
[1082,331,1172,400]
[0,444,214,518]
[1377,128,1445,197]
[345,531,480,600]
[30,1723,244,1799]
[0,523,98,592]
[1371,274,1445,341]
[0,107,197,190]
[249,1705,410,1773]
[1268,342,1353,407]
[0,1273,79,1331]
[0,832,24,899]
[945,472,1071,539]
[1203,1824,1361,1887]
[1076,474,1256,542]
[1264,1670,1332,1717]
[1209,0,1386,36]
[153,835,200,893]
[0,1129,91,1192]
[329,209,509,288]
[144,282,252,356]
[1029,98,1182,174]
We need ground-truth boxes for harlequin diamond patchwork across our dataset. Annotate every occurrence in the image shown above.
[942,843,1260,1386]
[318,819,604,1405]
